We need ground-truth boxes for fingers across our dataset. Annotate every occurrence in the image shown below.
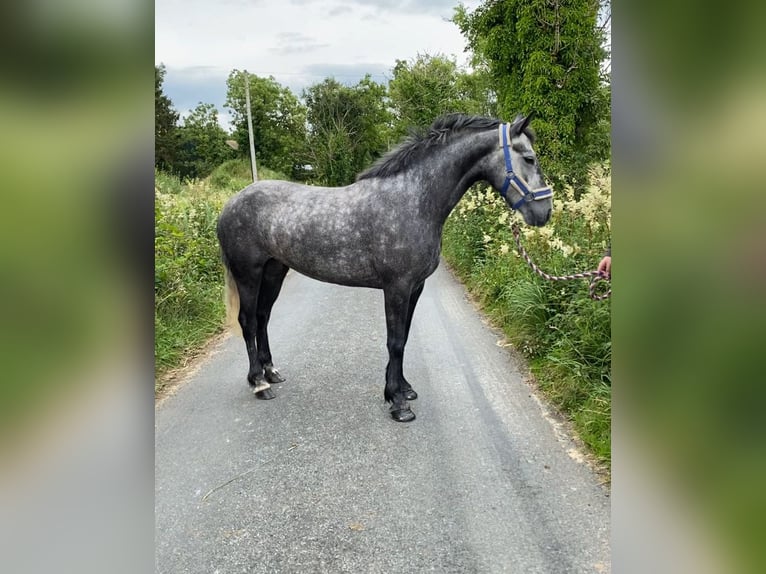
[598,256,611,277]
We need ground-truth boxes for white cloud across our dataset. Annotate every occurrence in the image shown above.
[156,0,483,131]
[287,0,464,15]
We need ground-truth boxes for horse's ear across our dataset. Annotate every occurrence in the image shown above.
[511,112,534,136]
[520,112,534,131]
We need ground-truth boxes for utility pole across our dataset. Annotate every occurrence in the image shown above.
[243,70,258,182]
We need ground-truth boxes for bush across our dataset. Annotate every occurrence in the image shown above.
[155,173,232,389]
[154,168,185,195]
[208,158,289,192]
[442,164,612,466]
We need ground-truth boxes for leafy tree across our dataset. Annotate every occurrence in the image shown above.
[174,103,235,180]
[303,76,391,186]
[225,71,307,179]
[388,54,492,139]
[454,60,499,118]
[454,0,611,194]
[155,64,179,171]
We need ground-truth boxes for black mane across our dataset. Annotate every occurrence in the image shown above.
[357,113,533,181]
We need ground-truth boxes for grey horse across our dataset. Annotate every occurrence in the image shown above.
[217,113,553,422]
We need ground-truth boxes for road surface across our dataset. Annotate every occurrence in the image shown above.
[155,262,610,573]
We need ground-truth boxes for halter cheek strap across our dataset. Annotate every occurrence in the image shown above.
[498,123,553,210]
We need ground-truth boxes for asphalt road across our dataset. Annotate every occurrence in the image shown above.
[155,263,610,574]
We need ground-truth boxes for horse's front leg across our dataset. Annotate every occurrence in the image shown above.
[383,285,416,422]
[400,282,424,401]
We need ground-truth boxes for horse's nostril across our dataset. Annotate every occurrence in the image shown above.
[545,207,552,220]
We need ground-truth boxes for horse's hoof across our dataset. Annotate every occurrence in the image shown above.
[403,389,418,401]
[264,367,285,384]
[254,387,276,400]
[390,407,416,423]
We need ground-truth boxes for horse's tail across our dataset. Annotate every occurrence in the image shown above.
[222,254,242,334]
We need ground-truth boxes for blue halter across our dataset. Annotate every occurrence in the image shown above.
[498,123,553,210]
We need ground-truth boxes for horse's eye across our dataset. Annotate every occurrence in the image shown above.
[523,157,535,165]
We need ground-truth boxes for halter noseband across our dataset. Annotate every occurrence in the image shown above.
[498,123,553,210]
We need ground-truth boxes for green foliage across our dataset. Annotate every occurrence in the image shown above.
[207,158,288,191]
[303,76,392,186]
[454,0,611,194]
[175,102,236,180]
[154,168,185,195]
[154,172,230,385]
[155,65,236,181]
[225,70,307,180]
[155,64,179,172]
[455,61,499,118]
[206,158,252,191]
[388,53,494,138]
[441,169,611,466]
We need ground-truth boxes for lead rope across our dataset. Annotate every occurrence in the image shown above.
[511,222,611,301]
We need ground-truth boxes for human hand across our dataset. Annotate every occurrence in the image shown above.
[597,255,611,278]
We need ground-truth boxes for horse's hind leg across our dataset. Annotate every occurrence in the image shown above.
[236,266,275,400]
[256,259,289,384]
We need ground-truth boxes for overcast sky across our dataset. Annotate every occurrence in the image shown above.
[156,0,482,130]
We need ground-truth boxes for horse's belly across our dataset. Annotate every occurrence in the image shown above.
[289,258,381,288]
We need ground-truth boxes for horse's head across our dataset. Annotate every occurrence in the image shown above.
[491,114,553,227]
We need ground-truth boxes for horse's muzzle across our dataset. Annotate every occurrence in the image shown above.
[520,205,551,227]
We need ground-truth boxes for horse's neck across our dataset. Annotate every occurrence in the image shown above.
[415,129,498,223]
